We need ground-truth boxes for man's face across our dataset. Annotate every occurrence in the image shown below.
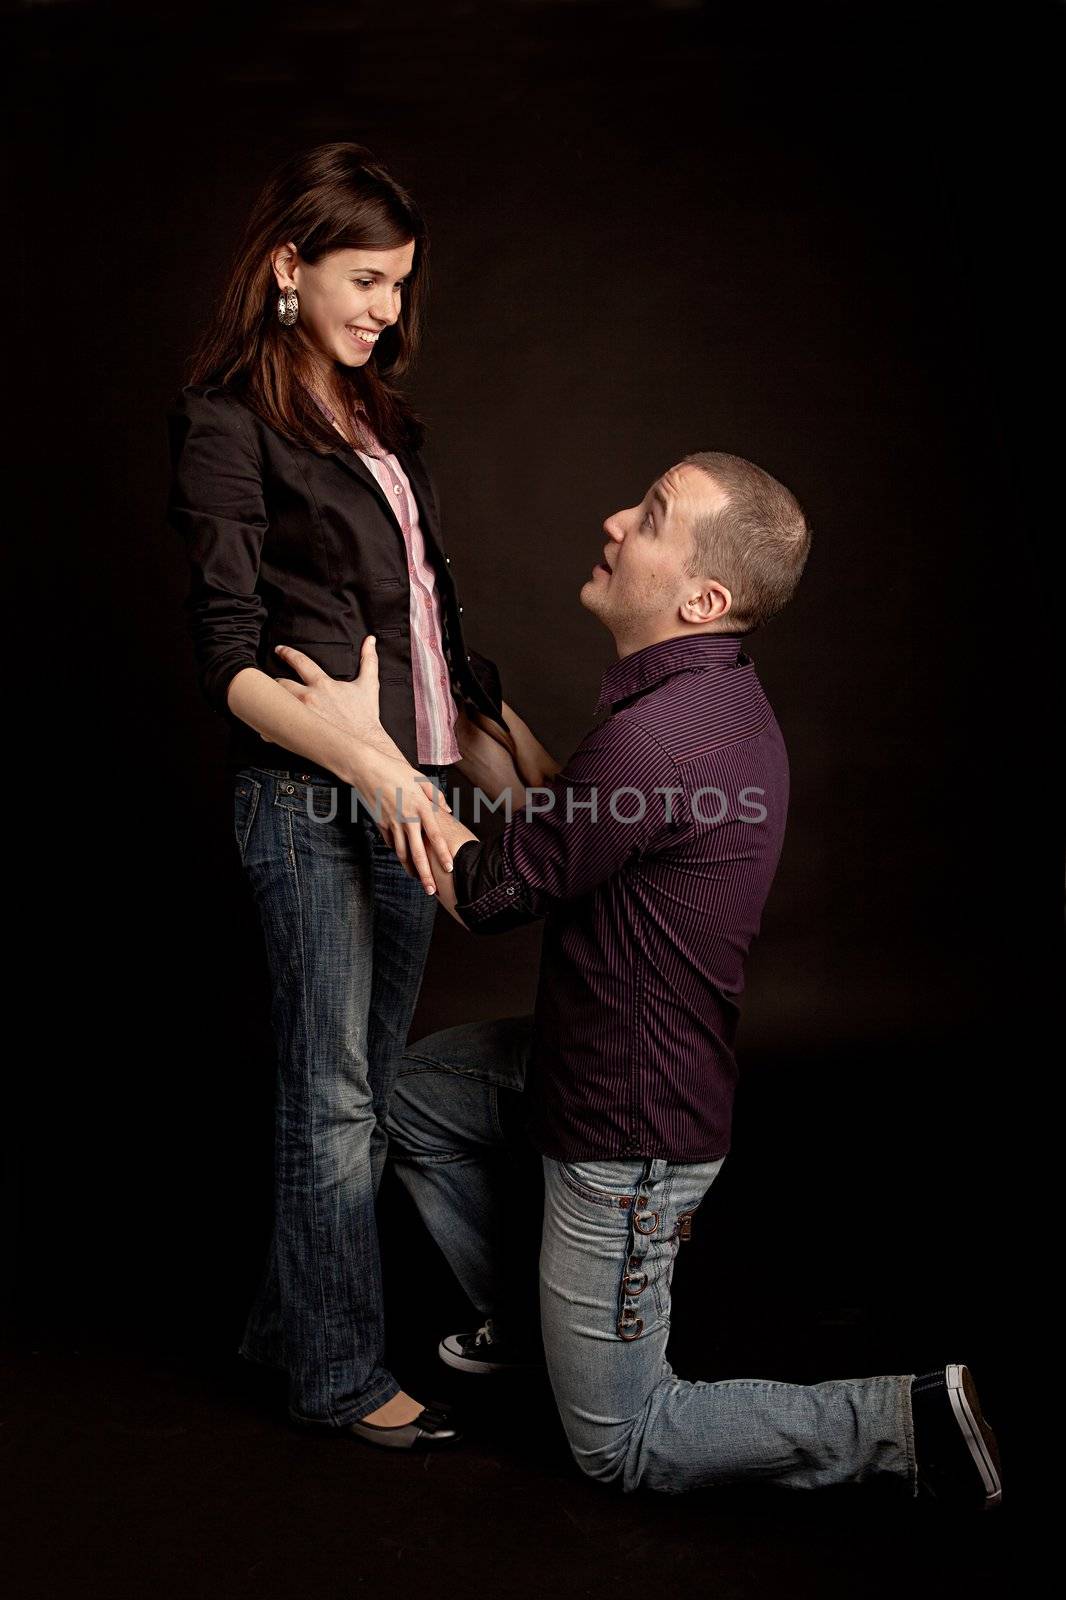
[580,463,732,652]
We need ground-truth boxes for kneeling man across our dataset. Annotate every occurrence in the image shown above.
[275,450,1002,1508]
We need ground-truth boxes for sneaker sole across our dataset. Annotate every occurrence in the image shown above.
[947,1364,1004,1510]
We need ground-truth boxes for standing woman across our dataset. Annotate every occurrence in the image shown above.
[166,143,513,1447]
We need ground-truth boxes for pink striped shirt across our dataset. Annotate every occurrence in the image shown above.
[310,392,461,765]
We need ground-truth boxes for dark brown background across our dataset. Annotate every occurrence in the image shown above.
[8,1,1056,1593]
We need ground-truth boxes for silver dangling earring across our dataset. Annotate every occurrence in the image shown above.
[277,285,299,327]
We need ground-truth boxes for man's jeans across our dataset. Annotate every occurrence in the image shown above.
[387,1016,919,1495]
[232,761,445,1426]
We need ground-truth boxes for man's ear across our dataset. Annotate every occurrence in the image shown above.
[679,584,716,625]
[680,579,731,626]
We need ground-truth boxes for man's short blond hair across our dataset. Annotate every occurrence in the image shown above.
[681,452,811,633]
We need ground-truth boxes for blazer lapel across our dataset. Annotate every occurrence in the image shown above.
[324,441,404,531]
[322,437,445,555]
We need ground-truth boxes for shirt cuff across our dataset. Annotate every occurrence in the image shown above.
[452,835,540,934]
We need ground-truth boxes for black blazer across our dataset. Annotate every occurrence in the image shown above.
[165,382,508,772]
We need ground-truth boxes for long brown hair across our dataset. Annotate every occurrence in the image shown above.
[187,142,429,454]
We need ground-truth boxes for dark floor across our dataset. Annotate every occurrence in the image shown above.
[5,1071,1024,1600]
[3,1330,1015,1600]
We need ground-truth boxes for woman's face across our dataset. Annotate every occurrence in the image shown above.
[274,239,416,372]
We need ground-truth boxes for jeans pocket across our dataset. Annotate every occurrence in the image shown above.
[273,774,365,859]
[557,1159,642,1209]
[233,774,262,860]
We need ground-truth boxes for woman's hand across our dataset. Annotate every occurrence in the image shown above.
[357,750,455,894]
[272,636,401,760]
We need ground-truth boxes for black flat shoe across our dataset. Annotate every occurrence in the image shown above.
[345,1402,462,1451]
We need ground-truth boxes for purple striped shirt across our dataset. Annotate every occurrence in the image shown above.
[452,632,790,1161]
[308,391,460,765]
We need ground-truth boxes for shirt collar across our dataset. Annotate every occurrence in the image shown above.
[595,632,750,713]
[302,381,368,426]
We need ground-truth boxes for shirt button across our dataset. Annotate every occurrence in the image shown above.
[393,484,402,494]
[506,887,515,897]
[458,605,464,615]
[445,556,452,565]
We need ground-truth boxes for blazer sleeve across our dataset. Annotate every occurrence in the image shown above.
[165,387,270,719]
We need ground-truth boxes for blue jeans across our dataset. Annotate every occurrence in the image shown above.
[232,760,446,1426]
[387,1016,919,1495]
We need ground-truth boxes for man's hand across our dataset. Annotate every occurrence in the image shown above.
[502,700,562,788]
[454,706,524,801]
[455,702,561,801]
[272,636,454,894]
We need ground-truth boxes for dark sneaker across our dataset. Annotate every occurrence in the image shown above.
[911,1364,1003,1510]
[439,1318,544,1374]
